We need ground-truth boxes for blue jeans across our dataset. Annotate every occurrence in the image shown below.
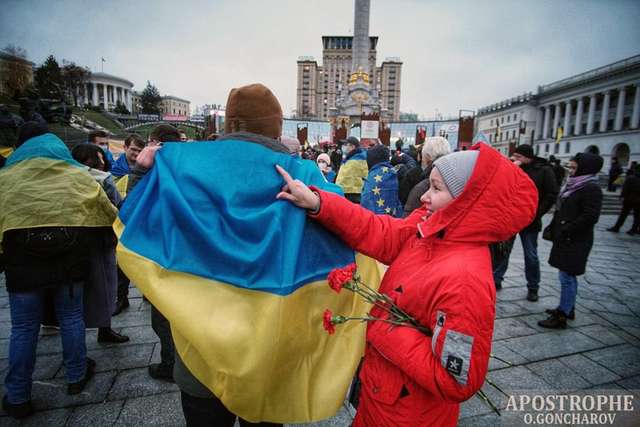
[493,228,541,290]
[558,271,578,316]
[5,283,87,404]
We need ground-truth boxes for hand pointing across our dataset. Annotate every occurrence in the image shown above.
[275,165,321,212]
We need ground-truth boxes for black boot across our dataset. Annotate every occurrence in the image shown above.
[68,358,96,395]
[112,298,130,316]
[2,395,34,419]
[545,307,575,320]
[98,327,130,344]
[495,281,502,291]
[606,227,620,232]
[538,311,567,329]
[148,363,174,382]
[526,289,539,302]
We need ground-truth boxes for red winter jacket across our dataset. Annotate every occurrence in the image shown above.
[311,143,537,426]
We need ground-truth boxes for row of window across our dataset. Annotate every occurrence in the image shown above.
[535,141,571,155]
[490,113,518,126]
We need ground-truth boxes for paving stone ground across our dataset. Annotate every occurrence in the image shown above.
[1,213,639,426]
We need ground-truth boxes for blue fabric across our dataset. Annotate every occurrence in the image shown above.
[323,170,336,183]
[558,270,578,316]
[4,133,83,169]
[100,146,114,166]
[360,161,402,216]
[519,228,540,290]
[5,283,86,404]
[111,154,130,178]
[119,140,353,296]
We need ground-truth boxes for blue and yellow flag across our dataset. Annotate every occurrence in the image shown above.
[115,140,381,423]
[335,149,368,194]
[0,133,117,250]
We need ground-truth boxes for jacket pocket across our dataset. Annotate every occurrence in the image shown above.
[360,348,404,405]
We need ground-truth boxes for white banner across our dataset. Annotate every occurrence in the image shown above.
[361,120,379,139]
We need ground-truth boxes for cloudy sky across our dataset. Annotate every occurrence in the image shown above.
[2,0,639,118]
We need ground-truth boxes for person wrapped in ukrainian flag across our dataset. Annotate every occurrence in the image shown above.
[116,84,381,425]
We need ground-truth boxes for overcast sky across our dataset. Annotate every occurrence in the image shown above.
[2,0,639,118]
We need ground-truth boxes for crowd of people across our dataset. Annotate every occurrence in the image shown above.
[0,81,638,425]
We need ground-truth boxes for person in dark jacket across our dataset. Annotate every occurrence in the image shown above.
[71,144,129,344]
[539,152,603,328]
[549,155,566,187]
[493,144,559,300]
[608,157,623,192]
[361,144,401,216]
[607,164,640,235]
[403,136,452,216]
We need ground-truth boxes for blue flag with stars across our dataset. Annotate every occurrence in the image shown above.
[360,161,402,217]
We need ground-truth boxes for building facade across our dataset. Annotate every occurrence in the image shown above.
[0,50,34,98]
[476,93,537,157]
[477,55,640,169]
[159,95,190,117]
[296,36,402,121]
[80,72,134,112]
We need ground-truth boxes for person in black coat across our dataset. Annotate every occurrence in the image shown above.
[608,157,623,192]
[539,152,603,329]
[607,164,640,235]
[493,144,559,300]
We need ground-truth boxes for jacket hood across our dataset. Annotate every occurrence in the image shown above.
[418,142,538,244]
[573,152,603,176]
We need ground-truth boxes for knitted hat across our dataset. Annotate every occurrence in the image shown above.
[280,136,300,154]
[433,150,480,198]
[366,144,390,169]
[224,83,283,139]
[514,144,534,159]
[316,153,331,165]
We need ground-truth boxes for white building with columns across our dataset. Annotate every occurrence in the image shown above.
[476,93,537,157]
[78,72,134,113]
[533,55,639,169]
[477,54,640,169]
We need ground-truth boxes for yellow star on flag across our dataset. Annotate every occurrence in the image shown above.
[385,207,391,214]
[374,175,382,182]
[376,199,385,207]
[382,166,389,173]
[372,186,381,195]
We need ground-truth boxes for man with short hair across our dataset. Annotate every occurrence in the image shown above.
[88,130,113,168]
[335,136,368,203]
[493,144,558,301]
[178,130,188,142]
[111,134,145,178]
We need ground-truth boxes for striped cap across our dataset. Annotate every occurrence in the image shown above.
[433,150,479,198]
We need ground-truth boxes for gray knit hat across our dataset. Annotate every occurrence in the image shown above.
[433,150,480,198]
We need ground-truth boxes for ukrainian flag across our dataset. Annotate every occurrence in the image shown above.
[115,140,380,423]
[0,133,117,249]
[335,150,368,194]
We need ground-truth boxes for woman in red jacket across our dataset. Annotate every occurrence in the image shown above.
[276,142,537,427]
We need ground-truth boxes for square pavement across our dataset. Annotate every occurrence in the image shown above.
[1,214,639,426]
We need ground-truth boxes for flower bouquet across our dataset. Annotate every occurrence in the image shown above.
[322,263,507,416]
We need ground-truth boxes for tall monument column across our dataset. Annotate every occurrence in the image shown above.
[351,0,370,76]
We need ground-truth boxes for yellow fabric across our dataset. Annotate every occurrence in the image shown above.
[0,146,13,157]
[115,174,129,198]
[335,158,368,194]
[0,158,118,250]
[114,218,382,423]
[556,126,563,144]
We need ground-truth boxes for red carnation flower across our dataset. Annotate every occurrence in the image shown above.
[323,309,336,335]
[328,263,357,293]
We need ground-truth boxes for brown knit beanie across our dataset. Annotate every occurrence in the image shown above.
[224,83,283,139]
